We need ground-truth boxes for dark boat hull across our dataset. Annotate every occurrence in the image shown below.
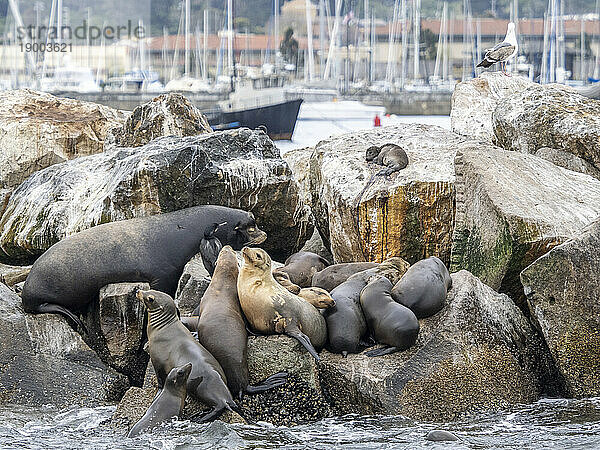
[208,98,303,140]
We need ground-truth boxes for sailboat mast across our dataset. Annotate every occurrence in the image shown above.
[306,0,315,81]
[185,0,190,75]
[319,0,325,75]
[442,1,448,80]
[274,0,279,65]
[227,0,233,75]
[203,10,208,80]
[413,0,420,80]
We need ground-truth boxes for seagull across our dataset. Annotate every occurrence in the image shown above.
[476,22,518,75]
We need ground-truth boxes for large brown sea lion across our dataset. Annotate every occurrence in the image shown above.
[311,262,379,292]
[237,247,327,360]
[22,206,266,330]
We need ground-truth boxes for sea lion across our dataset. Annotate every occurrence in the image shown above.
[324,257,410,356]
[273,251,331,288]
[237,247,327,360]
[297,287,335,309]
[127,362,192,438]
[22,206,266,330]
[272,270,301,294]
[196,245,287,398]
[425,430,459,442]
[360,277,419,357]
[365,143,409,175]
[391,256,452,319]
[138,289,243,422]
[311,262,379,292]
[199,222,226,276]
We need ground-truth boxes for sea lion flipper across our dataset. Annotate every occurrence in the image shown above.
[365,346,399,357]
[35,302,87,333]
[283,320,320,361]
[245,371,288,394]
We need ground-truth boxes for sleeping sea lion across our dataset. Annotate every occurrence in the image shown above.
[273,251,331,288]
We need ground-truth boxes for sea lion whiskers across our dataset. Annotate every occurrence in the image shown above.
[136,290,178,330]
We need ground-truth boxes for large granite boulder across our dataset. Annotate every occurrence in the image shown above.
[175,253,211,316]
[82,282,150,386]
[0,283,129,407]
[105,93,212,148]
[521,219,600,398]
[0,89,125,189]
[450,145,600,303]
[0,263,30,288]
[319,270,555,421]
[0,128,311,264]
[535,147,600,180]
[493,85,600,172]
[113,335,327,431]
[450,72,537,142]
[309,124,468,265]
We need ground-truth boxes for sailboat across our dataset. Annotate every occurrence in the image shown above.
[205,0,303,140]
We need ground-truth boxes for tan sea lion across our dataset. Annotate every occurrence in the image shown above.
[196,246,287,398]
[237,247,327,360]
[297,287,335,309]
[272,270,301,294]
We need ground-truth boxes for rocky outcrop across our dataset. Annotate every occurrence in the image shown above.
[0,283,129,407]
[493,85,600,173]
[113,335,328,431]
[0,263,30,288]
[309,124,468,265]
[521,219,600,398]
[175,253,210,315]
[535,147,600,180]
[450,145,600,303]
[319,270,555,421]
[450,72,537,142]
[0,128,311,264]
[105,93,212,148]
[0,89,125,189]
[83,283,150,386]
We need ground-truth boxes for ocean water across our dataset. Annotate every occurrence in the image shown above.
[276,100,451,153]
[1,397,599,449]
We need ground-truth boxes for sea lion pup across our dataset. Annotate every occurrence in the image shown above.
[311,262,379,292]
[127,363,192,438]
[365,143,409,175]
[137,289,243,423]
[360,277,419,357]
[297,287,335,309]
[196,246,287,398]
[324,257,410,356]
[237,247,327,361]
[22,205,267,330]
[199,222,226,276]
[273,251,331,288]
[272,270,301,294]
[391,256,452,319]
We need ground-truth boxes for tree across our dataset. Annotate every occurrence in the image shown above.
[280,27,298,64]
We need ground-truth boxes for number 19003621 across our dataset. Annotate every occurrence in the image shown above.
[20,42,72,52]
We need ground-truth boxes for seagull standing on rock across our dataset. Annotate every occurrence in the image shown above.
[476,22,518,75]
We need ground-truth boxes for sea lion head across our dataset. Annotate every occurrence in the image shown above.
[224,212,267,249]
[216,245,238,266]
[241,247,272,275]
[299,287,336,309]
[166,362,193,391]
[136,289,179,326]
[365,145,381,162]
